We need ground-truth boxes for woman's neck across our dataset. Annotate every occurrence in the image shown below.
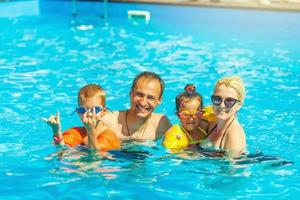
[217,115,235,132]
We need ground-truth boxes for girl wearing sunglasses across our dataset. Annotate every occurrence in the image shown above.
[201,76,246,157]
[163,84,210,149]
[43,84,120,151]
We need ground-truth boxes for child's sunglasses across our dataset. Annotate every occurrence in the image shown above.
[211,95,240,108]
[74,106,104,115]
[177,110,203,119]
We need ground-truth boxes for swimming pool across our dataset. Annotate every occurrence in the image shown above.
[1,0,300,199]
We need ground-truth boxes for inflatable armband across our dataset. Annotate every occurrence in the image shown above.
[202,105,217,123]
[63,127,86,147]
[62,127,121,151]
[162,125,188,149]
[97,129,121,151]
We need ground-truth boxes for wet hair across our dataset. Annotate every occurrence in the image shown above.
[78,84,106,106]
[131,71,165,98]
[175,84,203,112]
[214,76,246,102]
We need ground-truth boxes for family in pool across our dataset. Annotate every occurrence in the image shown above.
[43,71,246,158]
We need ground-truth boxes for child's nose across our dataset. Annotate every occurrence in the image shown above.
[86,110,93,117]
[187,116,195,120]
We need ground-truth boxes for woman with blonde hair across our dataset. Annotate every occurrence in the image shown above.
[201,76,246,157]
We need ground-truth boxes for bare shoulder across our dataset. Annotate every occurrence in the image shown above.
[102,110,125,138]
[151,113,172,139]
[151,113,171,126]
[228,123,245,137]
[103,110,119,118]
[226,123,246,150]
[102,110,121,126]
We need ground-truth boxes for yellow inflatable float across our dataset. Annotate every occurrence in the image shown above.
[202,105,217,123]
[162,105,216,149]
[162,125,189,149]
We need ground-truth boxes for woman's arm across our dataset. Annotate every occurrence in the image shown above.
[224,126,246,158]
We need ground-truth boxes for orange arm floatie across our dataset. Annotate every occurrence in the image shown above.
[97,129,121,151]
[62,127,86,147]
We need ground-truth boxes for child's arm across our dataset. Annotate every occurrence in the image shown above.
[42,112,65,146]
[82,108,120,151]
[81,109,104,149]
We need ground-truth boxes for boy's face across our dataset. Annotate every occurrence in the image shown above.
[130,78,162,118]
[77,97,105,122]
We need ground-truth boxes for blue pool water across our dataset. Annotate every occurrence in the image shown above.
[1,0,300,199]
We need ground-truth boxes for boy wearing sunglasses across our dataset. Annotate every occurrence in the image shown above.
[201,76,246,157]
[43,84,120,151]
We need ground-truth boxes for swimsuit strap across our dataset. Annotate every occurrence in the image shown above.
[219,117,235,149]
[180,126,204,145]
[207,124,217,136]
[180,126,193,141]
[198,119,210,138]
[198,127,207,137]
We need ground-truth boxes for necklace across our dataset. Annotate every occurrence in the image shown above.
[125,110,150,139]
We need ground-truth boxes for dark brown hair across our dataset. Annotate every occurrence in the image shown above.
[131,71,165,98]
[175,84,203,112]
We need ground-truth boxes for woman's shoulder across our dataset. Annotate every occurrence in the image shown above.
[225,122,246,149]
[227,122,245,137]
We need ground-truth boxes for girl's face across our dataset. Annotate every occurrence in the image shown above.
[178,98,202,132]
[212,84,241,121]
[77,96,105,123]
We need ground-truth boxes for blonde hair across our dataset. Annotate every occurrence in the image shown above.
[214,76,245,102]
[78,84,106,106]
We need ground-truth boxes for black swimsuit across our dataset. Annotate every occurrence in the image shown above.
[207,124,217,136]
[218,118,235,149]
[206,117,235,149]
